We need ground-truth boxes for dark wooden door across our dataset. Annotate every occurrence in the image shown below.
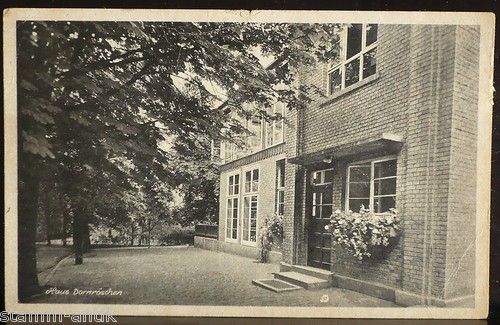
[307,169,334,270]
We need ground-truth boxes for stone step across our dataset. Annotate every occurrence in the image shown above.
[252,278,303,293]
[273,271,330,290]
[291,265,334,282]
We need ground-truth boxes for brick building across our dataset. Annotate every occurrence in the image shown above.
[195,24,479,307]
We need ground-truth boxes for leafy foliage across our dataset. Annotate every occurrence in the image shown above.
[259,213,284,263]
[326,207,401,261]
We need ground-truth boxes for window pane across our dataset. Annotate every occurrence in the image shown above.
[324,169,334,183]
[349,165,371,182]
[226,199,232,238]
[274,119,283,144]
[374,159,397,178]
[250,169,258,192]
[345,57,360,87]
[366,24,378,46]
[266,122,274,147]
[322,188,333,205]
[234,175,239,194]
[245,171,251,192]
[253,169,259,182]
[374,178,397,196]
[374,196,396,213]
[348,198,370,212]
[278,161,285,188]
[349,182,370,198]
[312,171,321,185]
[328,68,342,94]
[232,198,238,218]
[247,117,262,152]
[346,24,363,59]
[363,47,377,79]
[278,202,284,215]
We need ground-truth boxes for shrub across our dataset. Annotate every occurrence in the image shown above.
[158,226,195,246]
[259,213,284,263]
[326,207,401,261]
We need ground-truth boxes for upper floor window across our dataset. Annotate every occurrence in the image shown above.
[265,102,285,148]
[328,24,378,95]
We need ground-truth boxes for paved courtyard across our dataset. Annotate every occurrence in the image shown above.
[32,246,397,307]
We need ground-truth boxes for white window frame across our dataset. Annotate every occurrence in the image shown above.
[327,24,378,95]
[241,165,260,247]
[225,171,240,243]
[345,156,397,214]
[311,168,334,186]
[275,160,286,215]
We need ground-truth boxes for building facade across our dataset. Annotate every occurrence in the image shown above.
[197,24,479,306]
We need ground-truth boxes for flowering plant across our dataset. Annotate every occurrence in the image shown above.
[259,213,284,263]
[325,207,401,260]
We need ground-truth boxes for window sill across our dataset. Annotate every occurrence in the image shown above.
[319,72,380,108]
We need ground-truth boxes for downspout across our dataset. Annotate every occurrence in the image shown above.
[293,67,306,265]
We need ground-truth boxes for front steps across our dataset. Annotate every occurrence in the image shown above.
[253,263,334,292]
[274,271,330,290]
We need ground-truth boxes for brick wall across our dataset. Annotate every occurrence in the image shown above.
[444,25,479,300]
[282,24,479,303]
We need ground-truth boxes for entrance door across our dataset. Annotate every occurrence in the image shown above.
[307,168,334,270]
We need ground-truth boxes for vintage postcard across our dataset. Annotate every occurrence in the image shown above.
[3,8,494,319]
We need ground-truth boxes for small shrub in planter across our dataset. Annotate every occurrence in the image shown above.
[259,213,284,263]
[325,207,401,261]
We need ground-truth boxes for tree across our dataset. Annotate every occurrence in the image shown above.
[17,21,341,300]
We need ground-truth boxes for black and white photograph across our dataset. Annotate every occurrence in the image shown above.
[3,9,493,318]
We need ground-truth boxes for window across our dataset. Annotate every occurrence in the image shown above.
[242,168,259,244]
[328,24,378,95]
[245,116,263,154]
[276,160,285,215]
[223,142,239,163]
[311,168,334,219]
[265,102,285,148]
[226,174,240,240]
[346,158,397,213]
[311,168,334,186]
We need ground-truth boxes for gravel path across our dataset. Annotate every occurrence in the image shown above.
[31,246,397,307]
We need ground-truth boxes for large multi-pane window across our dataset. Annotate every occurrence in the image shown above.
[242,168,259,245]
[226,173,240,240]
[275,160,285,215]
[328,24,378,95]
[346,157,397,213]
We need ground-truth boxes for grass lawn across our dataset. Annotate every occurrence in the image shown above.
[31,246,397,307]
[36,244,73,273]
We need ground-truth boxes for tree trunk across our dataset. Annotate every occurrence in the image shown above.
[60,194,69,247]
[130,223,135,246]
[43,184,52,246]
[18,162,41,301]
[148,220,151,248]
[73,207,84,265]
[83,220,91,253]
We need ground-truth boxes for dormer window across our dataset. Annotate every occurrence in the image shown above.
[328,24,378,95]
